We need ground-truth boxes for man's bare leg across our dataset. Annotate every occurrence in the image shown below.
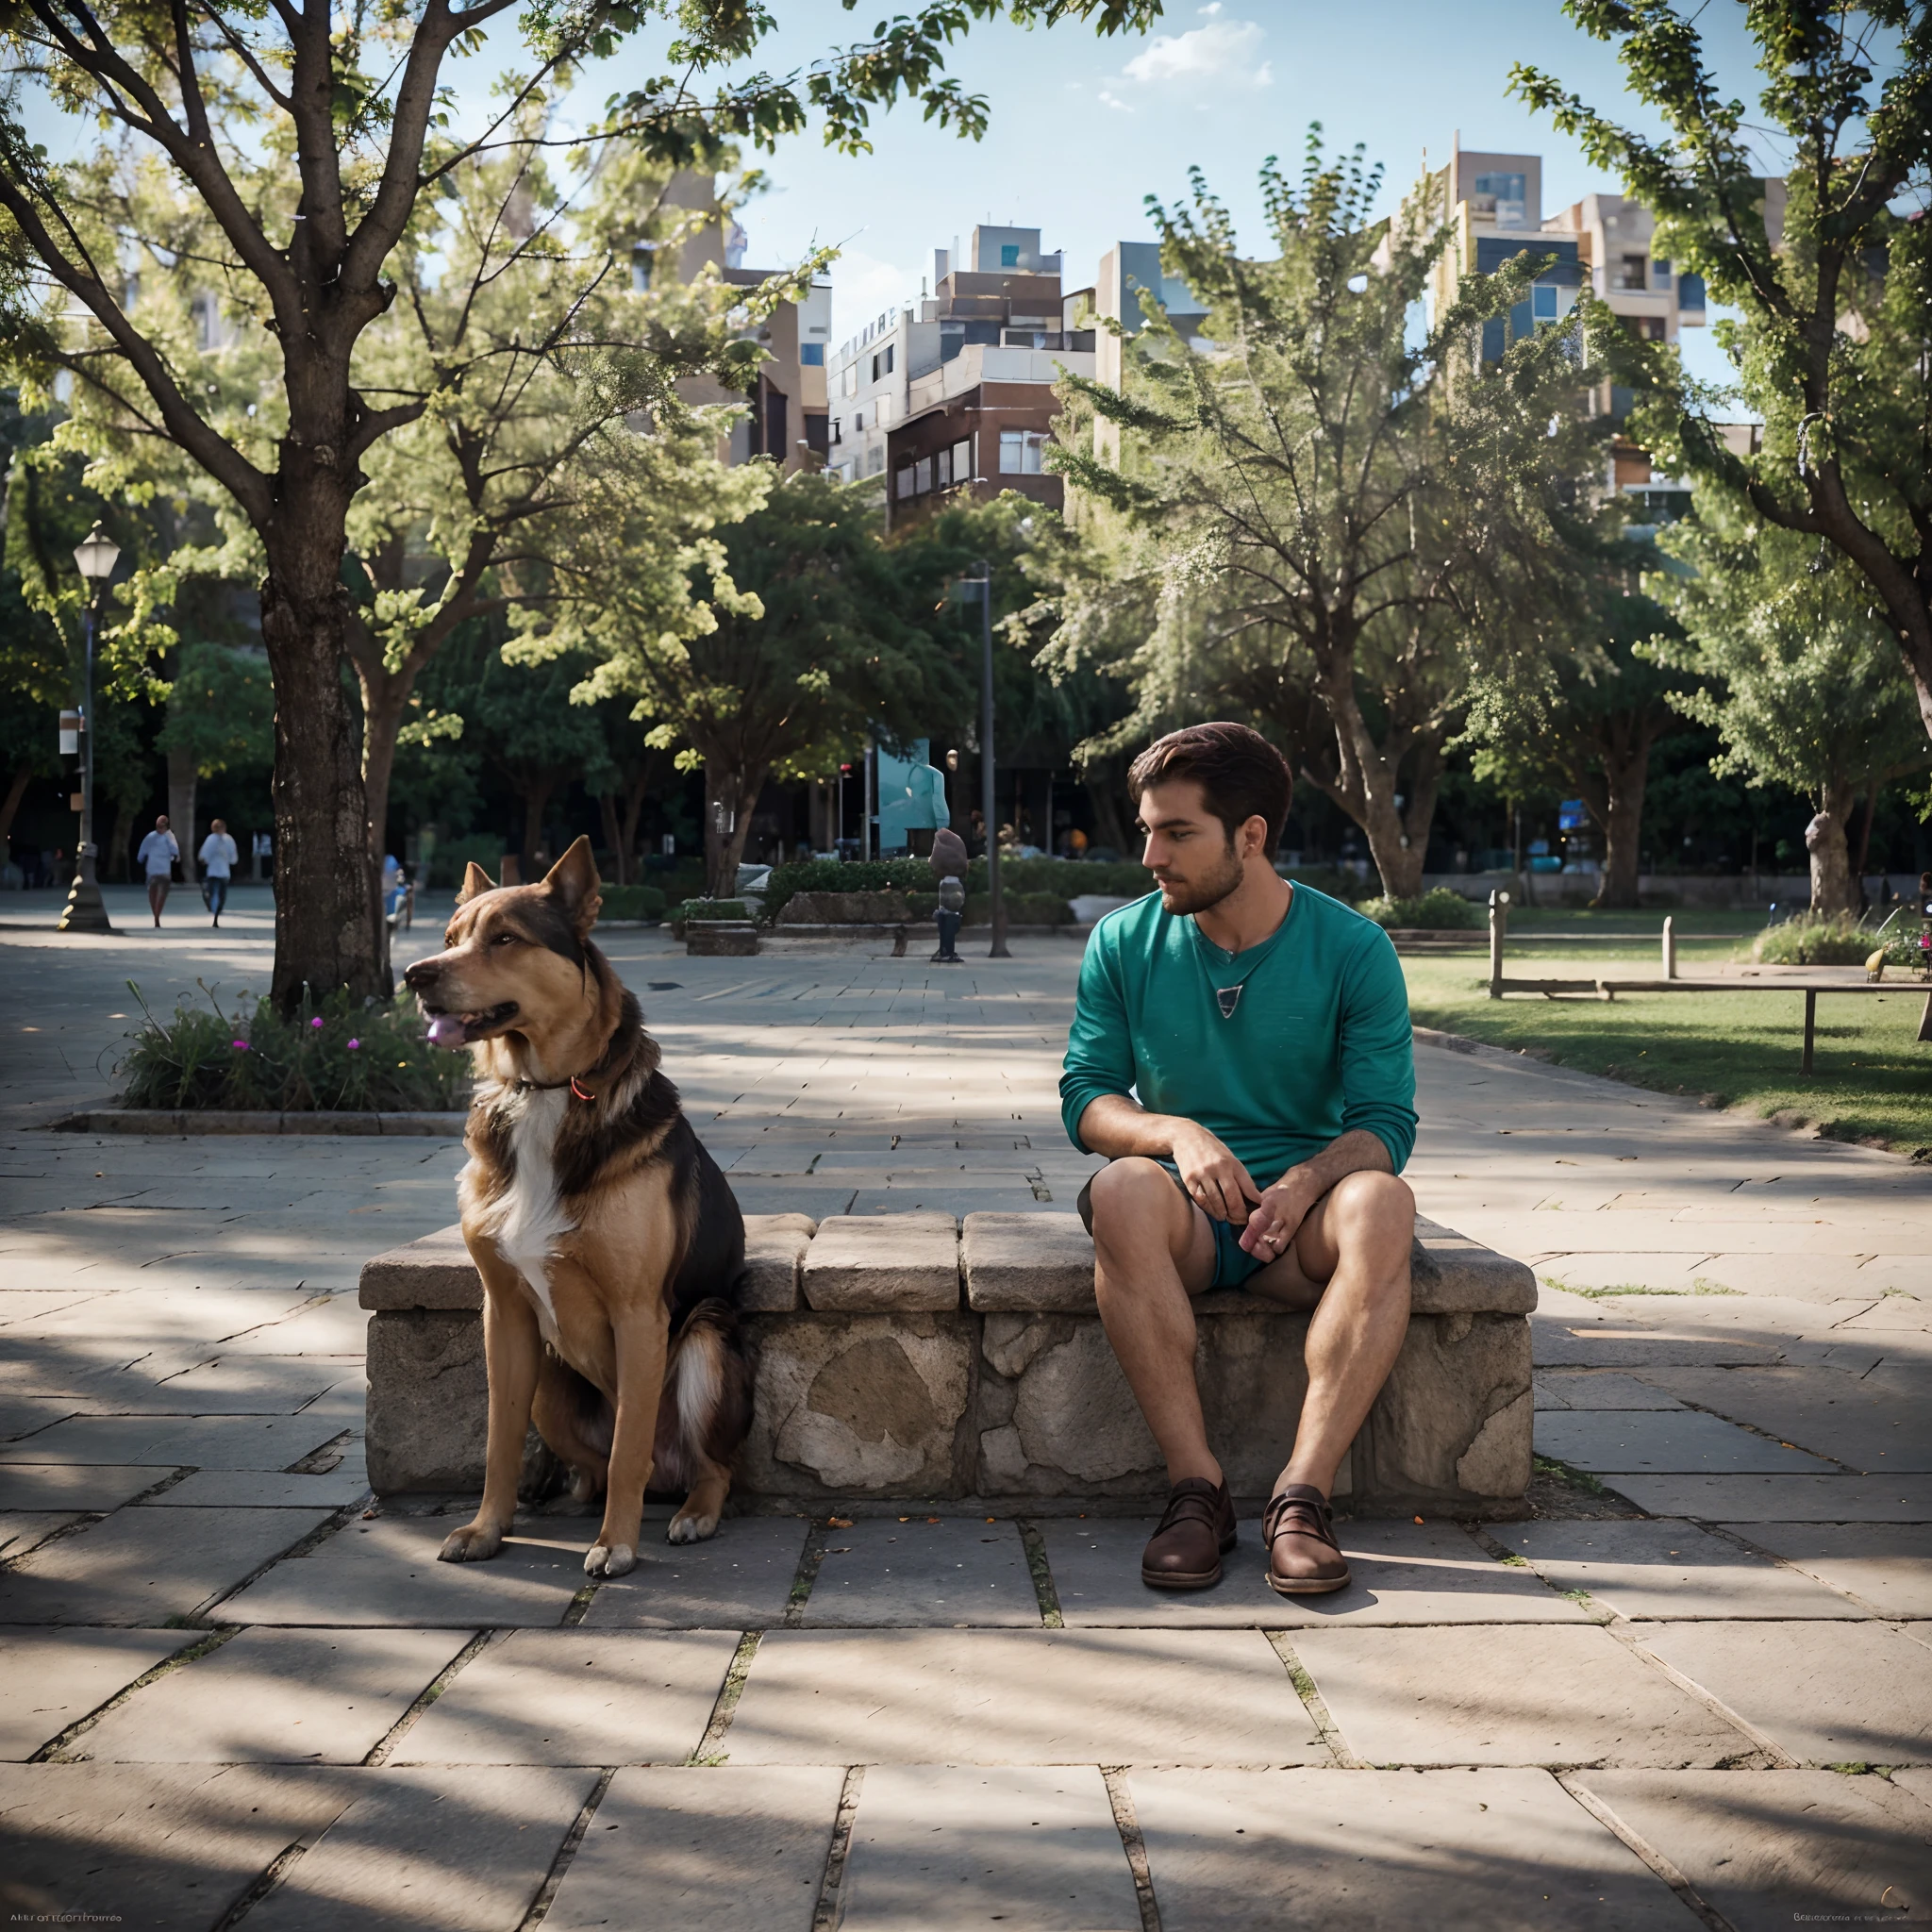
[1089,1157,1221,1486]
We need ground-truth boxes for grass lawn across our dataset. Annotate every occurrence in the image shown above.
[1403,952,1932,1156]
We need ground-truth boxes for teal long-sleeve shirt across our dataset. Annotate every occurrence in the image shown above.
[1058,884,1418,1181]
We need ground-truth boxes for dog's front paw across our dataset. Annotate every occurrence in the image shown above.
[666,1510,720,1544]
[584,1541,635,1578]
[439,1522,504,1563]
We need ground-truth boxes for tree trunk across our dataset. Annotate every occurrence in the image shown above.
[617,769,655,885]
[520,779,556,876]
[107,792,136,882]
[1083,765,1134,858]
[0,767,30,848]
[703,757,765,897]
[358,677,410,866]
[259,546,383,1013]
[166,744,198,887]
[1591,721,1655,911]
[1806,787,1858,915]
[598,789,625,883]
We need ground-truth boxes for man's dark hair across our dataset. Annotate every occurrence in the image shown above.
[1127,723,1294,857]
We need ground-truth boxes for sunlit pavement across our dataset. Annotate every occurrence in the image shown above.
[3,900,1930,1926]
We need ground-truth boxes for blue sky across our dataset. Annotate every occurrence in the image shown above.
[611,0,1769,387]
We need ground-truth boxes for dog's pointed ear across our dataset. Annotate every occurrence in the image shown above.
[545,836,601,936]
[457,861,495,906]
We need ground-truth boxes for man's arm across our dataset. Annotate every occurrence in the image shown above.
[1076,1093,1261,1224]
[1236,1128,1392,1257]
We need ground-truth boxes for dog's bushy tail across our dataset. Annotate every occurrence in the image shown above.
[653,1294,757,1495]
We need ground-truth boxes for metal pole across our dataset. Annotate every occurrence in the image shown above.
[58,595,112,933]
[863,735,874,863]
[978,561,1008,958]
[1487,888,1506,999]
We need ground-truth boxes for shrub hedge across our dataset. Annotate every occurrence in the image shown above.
[1751,912,1879,966]
[119,981,469,1112]
[596,884,668,923]
[1357,887,1483,931]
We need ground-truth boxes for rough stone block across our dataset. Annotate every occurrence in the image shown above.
[364,1310,486,1492]
[358,1225,479,1312]
[962,1213,1094,1311]
[741,1214,816,1313]
[686,924,758,957]
[740,1311,975,1500]
[1410,1215,1538,1314]
[802,1213,959,1312]
[1353,1312,1534,1516]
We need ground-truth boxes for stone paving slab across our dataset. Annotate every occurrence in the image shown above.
[217,1293,371,1356]
[839,1764,1141,1931]
[394,1630,739,1765]
[244,1763,599,1931]
[1633,1365,1932,1473]
[1127,1766,1689,1930]
[577,1516,808,1629]
[542,1764,842,1931]
[1726,1521,1932,1618]
[78,1625,468,1764]
[1534,1408,1836,1474]
[1532,1373,1687,1411]
[0,1463,174,1510]
[64,1357,352,1416]
[1602,1474,1932,1520]
[1488,1518,1867,1621]
[801,1517,1040,1627]
[148,1467,372,1508]
[0,1761,362,1930]
[0,1411,353,1470]
[724,1629,1324,1765]
[1042,1518,1588,1628]
[0,1509,82,1561]
[0,1625,196,1758]
[802,1212,960,1310]
[1636,1622,1932,1765]
[0,1505,334,1626]
[0,1392,80,1440]
[220,1518,584,1628]
[1291,1624,1759,1768]
[1574,1769,1932,1929]
[1532,1325,1780,1369]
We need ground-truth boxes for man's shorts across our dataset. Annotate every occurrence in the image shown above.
[1076,1160,1268,1291]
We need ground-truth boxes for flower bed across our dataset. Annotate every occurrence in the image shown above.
[118,982,468,1112]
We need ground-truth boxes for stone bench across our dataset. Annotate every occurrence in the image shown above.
[358,1211,1537,1516]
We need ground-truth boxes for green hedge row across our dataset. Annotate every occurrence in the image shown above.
[596,884,668,923]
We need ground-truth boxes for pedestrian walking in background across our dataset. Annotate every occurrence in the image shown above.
[198,818,238,927]
[136,814,178,928]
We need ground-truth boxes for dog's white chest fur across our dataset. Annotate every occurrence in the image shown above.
[473,1087,575,1337]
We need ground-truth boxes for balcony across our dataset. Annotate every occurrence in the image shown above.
[905,342,1097,418]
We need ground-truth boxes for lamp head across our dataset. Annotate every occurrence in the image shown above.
[73,523,120,583]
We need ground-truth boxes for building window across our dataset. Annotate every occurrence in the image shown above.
[1650,258,1672,287]
[1622,314,1667,341]
[630,244,654,292]
[874,394,891,427]
[801,343,824,366]
[1616,254,1648,290]
[871,352,881,381]
[1001,243,1020,267]
[934,447,951,488]
[953,438,973,482]
[842,366,857,397]
[854,410,864,432]
[885,343,894,374]
[1532,285,1558,320]
[1472,172,1526,225]
[914,457,933,493]
[999,430,1047,475]
[895,465,916,499]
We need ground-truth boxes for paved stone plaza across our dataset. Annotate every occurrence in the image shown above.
[3,887,1932,1927]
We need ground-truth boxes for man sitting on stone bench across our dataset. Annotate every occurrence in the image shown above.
[1060,723,1417,1596]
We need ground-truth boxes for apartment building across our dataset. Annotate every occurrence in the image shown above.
[654,172,830,475]
[1424,141,1712,490]
[1068,240,1211,471]
[824,225,1096,527]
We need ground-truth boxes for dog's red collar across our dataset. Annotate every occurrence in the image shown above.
[511,1074,597,1101]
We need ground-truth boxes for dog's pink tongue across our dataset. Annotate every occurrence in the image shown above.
[425,1014,469,1049]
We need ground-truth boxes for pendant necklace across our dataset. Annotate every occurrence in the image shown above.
[1194,934,1268,1020]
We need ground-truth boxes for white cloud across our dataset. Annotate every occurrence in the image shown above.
[1097,89,1134,113]
[825,246,922,341]
[1121,17,1272,89]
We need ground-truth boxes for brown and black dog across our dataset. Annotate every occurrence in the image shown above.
[403,838,754,1577]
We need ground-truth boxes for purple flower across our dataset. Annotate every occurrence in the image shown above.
[309,1016,324,1030]
[231,1039,250,1052]
[346,1038,361,1052]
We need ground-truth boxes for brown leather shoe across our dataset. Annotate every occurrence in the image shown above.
[1263,1484,1351,1595]
[1141,1476,1237,1590]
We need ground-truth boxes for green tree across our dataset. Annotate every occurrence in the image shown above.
[556,471,980,896]
[1049,138,1612,896]
[1511,3,1932,745]
[1651,497,1927,913]
[155,641,274,874]
[0,0,1158,1006]
[1458,532,1690,908]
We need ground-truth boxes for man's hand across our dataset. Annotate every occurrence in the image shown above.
[1170,1121,1260,1224]
[1238,1170,1320,1259]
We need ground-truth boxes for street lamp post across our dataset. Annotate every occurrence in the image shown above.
[58,523,120,934]
[969,558,1009,958]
